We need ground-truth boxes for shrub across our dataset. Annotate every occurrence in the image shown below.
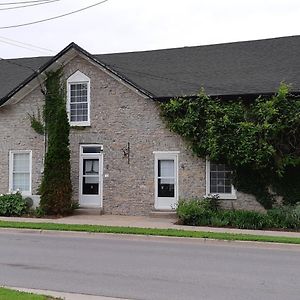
[229,210,270,230]
[267,204,300,229]
[177,198,214,226]
[0,193,28,216]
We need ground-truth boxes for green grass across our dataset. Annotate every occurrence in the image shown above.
[0,220,300,244]
[0,287,60,299]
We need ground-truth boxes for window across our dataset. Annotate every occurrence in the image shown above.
[9,151,32,195]
[67,70,90,126]
[206,160,236,199]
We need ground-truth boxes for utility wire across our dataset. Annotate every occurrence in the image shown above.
[0,0,109,29]
[0,0,60,11]
[0,35,56,53]
[0,0,51,5]
[0,38,54,54]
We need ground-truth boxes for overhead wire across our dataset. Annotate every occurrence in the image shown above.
[0,0,60,11]
[0,0,109,29]
[0,35,56,53]
[0,0,51,5]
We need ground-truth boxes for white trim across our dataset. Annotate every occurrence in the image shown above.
[153,151,180,154]
[154,151,179,210]
[205,159,237,200]
[79,144,103,208]
[9,150,32,196]
[67,70,91,127]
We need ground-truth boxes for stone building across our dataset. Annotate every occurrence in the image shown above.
[1,36,299,215]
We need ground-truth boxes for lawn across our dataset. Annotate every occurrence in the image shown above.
[0,287,60,300]
[0,220,300,244]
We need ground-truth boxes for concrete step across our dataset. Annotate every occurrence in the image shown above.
[149,210,177,219]
[73,207,104,216]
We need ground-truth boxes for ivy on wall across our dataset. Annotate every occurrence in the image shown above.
[38,68,73,215]
[161,84,300,209]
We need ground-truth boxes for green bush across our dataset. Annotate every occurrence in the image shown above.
[0,193,28,216]
[177,198,300,230]
[229,210,270,229]
[267,204,300,229]
[177,198,214,226]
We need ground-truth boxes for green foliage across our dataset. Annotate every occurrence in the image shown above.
[39,68,73,215]
[0,192,28,216]
[176,198,214,226]
[28,108,45,135]
[267,204,300,229]
[161,84,300,208]
[177,198,300,230]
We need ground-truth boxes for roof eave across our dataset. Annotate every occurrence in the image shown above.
[0,42,155,107]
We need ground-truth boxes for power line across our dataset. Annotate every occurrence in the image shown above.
[0,0,60,11]
[0,0,109,29]
[0,38,55,54]
[0,35,56,53]
[0,0,51,5]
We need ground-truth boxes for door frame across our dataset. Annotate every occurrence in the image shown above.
[154,151,179,210]
[79,144,103,208]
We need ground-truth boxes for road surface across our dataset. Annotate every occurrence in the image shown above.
[0,230,299,300]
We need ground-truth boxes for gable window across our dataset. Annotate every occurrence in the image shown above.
[67,70,90,126]
[206,160,236,199]
[9,150,32,195]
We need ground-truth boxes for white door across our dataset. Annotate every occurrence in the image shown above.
[79,145,103,207]
[154,152,179,210]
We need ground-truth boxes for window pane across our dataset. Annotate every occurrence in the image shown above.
[82,177,99,195]
[210,162,232,194]
[13,153,30,172]
[13,173,29,192]
[70,83,88,103]
[70,102,88,122]
[158,178,174,197]
[83,159,99,175]
[158,160,174,177]
[82,146,101,153]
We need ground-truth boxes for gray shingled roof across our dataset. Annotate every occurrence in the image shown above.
[1,35,300,102]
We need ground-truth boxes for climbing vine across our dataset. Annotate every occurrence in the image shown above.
[39,68,73,215]
[161,84,300,209]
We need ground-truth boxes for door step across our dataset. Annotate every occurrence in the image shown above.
[74,207,104,216]
[149,210,177,219]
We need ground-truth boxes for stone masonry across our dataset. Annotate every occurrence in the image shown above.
[0,53,264,215]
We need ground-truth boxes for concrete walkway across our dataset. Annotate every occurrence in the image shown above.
[1,213,300,238]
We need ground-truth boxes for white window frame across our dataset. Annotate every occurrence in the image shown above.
[206,159,236,200]
[67,70,91,127]
[154,151,179,209]
[9,150,32,196]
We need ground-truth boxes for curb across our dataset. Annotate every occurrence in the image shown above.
[4,286,130,300]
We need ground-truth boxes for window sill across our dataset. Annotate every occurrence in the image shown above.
[205,193,237,200]
[70,122,91,127]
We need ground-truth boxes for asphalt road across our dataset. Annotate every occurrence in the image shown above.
[0,230,299,300]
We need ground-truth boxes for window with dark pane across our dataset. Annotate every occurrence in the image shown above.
[210,163,232,194]
[158,159,175,197]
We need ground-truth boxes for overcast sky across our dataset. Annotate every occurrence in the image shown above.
[0,0,300,58]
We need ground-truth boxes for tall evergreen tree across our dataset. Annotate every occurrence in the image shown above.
[39,68,72,215]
